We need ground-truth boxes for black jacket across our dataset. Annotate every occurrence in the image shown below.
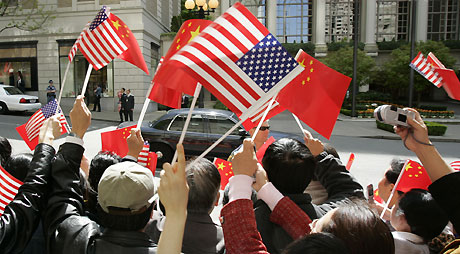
[44,142,158,254]
[254,152,364,254]
[0,143,55,253]
[120,93,128,109]
[127,94,135,111]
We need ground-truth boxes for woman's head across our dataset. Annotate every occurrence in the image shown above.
[311,201,394,254]
[5,153,33,181]
[0,137,12,167]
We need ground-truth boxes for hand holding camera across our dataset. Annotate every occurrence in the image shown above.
[374,105,415,127]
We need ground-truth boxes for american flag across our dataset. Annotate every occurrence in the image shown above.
[410,52,443,88]
[0,165,23,215]
[69,22,90,62]
[450,160,460,171]
[25,99,70,141]
[168,2,303,128]
[77,6,127,70]
[138,142,150,167]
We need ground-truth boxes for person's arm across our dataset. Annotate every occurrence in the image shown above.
[157,144,189,254]
[221,139,269,254]
[394,108,459,232]
[0,116,60,253]
[44,96,98,253]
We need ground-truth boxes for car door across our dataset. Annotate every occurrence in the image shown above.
[205,114,247,159]
[166,113,208,157]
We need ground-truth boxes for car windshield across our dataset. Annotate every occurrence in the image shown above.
[4,87,24,95]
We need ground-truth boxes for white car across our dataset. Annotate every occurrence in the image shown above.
[0,85,42,113]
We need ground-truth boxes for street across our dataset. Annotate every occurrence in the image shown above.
[1,111,459,190]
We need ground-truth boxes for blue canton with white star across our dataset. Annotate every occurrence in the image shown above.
[235,33,298,92]
[41,99,59,118]
[89,6,108,31]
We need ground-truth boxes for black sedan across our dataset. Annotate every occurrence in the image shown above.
[120,108,302,165]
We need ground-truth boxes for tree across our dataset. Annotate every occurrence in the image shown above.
[0,0,54,34]
[322,46,377,88]
[380,40,456,104]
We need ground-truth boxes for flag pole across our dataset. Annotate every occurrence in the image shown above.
[251,96,276,142]
[80,64,93,97]
[171,83,202,164]
[292,113,307,138]
[57,61,71,108]
[380,159,409,218]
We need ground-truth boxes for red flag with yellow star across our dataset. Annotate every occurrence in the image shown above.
[101,125,136,157]
[213,158,234,190]
[109,13,149,75]
[150,19,213,97]
[277,49,351,139]
[395,160,432,193]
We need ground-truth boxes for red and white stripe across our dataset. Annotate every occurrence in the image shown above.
[0,166,23,215]
[58,112,71,133]
[25,110,45,141]
[450,160,460,171]
[138,143,150,167]
[68,23,90,62]
[410,52,443,88]
[427,52,446,69]
[169,3,302,126]
[77,19,127,70]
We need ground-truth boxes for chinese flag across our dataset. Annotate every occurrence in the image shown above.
[213,158,234,190]
[426,52,460,101]
[256,136,275,164]
[395,160,432,193]
[110,13,149,75]
[277,50,351,139]
[150,19,213,97]
[345,153,355,171]
[374,189,384,204]
[148,57,183,109]
[100,125,136,157]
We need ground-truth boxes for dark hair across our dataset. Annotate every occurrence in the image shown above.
[397,189,448,242]
[323,143,340,159]
[121,88,126,91]
[88,151,121,192]
[97,203,154,231]
[283,232,350,254]
[186,158,220,213]
[385,159,406,184]
[321,201,395,254]
[262,138,316,194]
[5,153,33,181]
[0,137,12,167]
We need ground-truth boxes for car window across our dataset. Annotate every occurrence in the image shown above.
[154,119,171,130]
[208,115,240,135]
[168,114,204,133]
[4,87,23,95]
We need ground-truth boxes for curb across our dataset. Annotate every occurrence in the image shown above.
[357,135,460,143]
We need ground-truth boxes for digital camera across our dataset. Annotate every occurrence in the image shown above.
[374,105,415,127]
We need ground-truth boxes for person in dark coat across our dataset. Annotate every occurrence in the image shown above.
[125,89,134,121]
[92,84,102,112]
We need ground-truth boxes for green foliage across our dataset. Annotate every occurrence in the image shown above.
[322,47,376,87]
[419,105,448,111]
[281,43,315,58]
[170,0,212,32]
[327,41,365,51]
[356,91,392,102]
[442,40,460,50]
[380,40,456,98]
[376,120,447,136]
[0,0,55,33]
[377,39,408,50]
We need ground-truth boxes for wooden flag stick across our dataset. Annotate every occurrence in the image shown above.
[251,96,276,142]
[171,83,202,164]
[80,64,93,97]
[380,159,409,218]
[57,61,71,107]
[136,97,150,129]
[292,113,307,138]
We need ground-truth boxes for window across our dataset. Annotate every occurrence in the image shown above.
[168,114,204,133]
[57,40,114,98]
[4,86,23,95]
[0,41,38,91]
[208,115,240,135]
[376,0,410,42]
[153,118,171,130]
[427,0,459,40]
[277,0,312,43]
[151,43,160,74]
[242,0,266,25]
[325,0,354,42]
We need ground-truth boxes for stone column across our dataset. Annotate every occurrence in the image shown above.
[361,0,378,54]
[219,0,230,15]
[313,0,327,56]
[266,0,277,36]
[415,0,428,41]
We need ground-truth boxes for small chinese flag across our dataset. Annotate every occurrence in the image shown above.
[256,136,275,164]
[345,153,355,171]
[213,158,234,190]
[373,189,384,204]
[100,125,136,157]
[277,50,351,139]
[395,160,432,193]
[110,13,149,75]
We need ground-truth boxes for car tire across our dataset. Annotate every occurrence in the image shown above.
[0,102,8,114]
[150,142,174,166]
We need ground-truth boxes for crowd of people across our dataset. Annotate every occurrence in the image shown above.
[0,96,459,254]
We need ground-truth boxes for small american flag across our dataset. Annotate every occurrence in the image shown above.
[168,2,303,129]
[0,165,23,215]
[450,160,460,171]
[25,99,70,141]
[69,22,90,62]
[77,6,128,70]
[137,142,157,172]
[410,52,443,88]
